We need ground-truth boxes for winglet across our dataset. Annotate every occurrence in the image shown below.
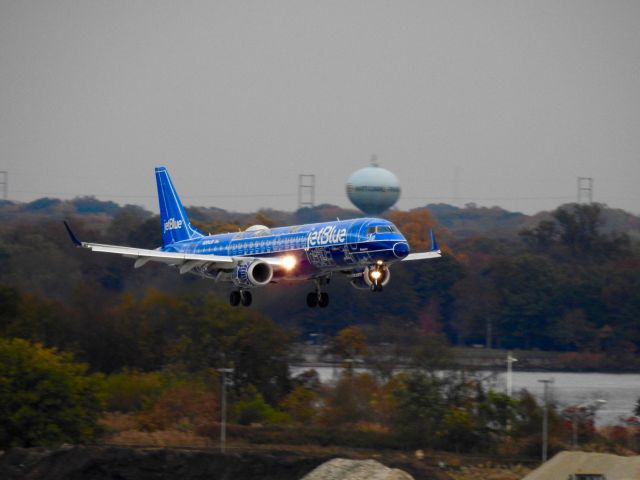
[430,229,440,252]
[63,221,82,247]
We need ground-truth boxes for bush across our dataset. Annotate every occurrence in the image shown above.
[0,338,105,447]
[199,423,403,450]
[232,391,291,426]
[104,370,169,412]
[136,383,218,431]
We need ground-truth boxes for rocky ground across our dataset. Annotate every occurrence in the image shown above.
[0,445,528,480]
[0,446,451,480]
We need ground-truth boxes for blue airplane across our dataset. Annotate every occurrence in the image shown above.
[65,167,441,307]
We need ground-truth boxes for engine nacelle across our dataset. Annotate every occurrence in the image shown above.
[232,259,273,288]
[349,265,391,290]
[350,277,371,290]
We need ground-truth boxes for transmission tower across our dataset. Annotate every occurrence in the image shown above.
[577,177,593,204]
[0,171,7,201]
[298,174,315,209]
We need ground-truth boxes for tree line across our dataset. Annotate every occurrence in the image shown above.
[0,199,639,450]
[3,200,638,362]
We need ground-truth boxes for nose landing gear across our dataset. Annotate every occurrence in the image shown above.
[368,262,385,293]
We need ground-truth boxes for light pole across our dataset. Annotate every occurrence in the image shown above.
[506,352,518,397]
[218,368,233,453]
[538,379,554,463]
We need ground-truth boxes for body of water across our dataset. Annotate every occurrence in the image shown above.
[291,365,640,427]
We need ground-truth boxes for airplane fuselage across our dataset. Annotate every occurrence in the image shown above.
[162,217,410,281]
[65,167,440,308]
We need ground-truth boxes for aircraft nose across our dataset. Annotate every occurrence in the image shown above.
[393,242,410,259]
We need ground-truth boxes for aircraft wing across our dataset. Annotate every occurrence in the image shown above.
[402,250,442,261]
[64,221,294,273]
[401,229,442,262]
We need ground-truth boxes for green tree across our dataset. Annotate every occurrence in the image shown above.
[486,254,562,349]
[0,338,105,447]
[166,295,292,404]
[328,326,368,364]
[232,387,290,425]
[477,390,519,435]
[320,372,379,427]
[280,385,319,424]
[392,372,447,447]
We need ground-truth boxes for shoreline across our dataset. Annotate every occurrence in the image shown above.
[292,344,640,374]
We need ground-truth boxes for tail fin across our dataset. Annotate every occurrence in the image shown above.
[155,167,203,246]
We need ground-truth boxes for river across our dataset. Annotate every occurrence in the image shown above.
[290,365,640,427]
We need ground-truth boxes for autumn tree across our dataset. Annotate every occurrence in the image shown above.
[328,326,368,363]
[0,338,105,447]
[319,372,380,427]
[387,208,439,252]
[280,385,319,424]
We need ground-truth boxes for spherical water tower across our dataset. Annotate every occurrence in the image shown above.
[346,157,401,215]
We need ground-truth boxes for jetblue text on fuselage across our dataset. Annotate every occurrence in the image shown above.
[307,225,347,247]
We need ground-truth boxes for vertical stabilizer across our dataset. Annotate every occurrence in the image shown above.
[155,167,203,246]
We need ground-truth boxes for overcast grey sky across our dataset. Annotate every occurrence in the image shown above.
[1,1,639,215]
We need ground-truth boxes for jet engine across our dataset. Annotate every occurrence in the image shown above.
[232,259,273,288]
[349,264,391,291]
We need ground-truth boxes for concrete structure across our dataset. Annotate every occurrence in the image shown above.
[523,451,640,480]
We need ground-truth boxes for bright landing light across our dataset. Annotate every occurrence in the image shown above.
[282,255,297,271]
[370,270,382,280]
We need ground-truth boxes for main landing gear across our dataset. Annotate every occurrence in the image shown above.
[307,291,329,308]
[307,277,330,308]
[229,290,252,307]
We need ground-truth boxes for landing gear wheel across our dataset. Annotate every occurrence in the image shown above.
[370,283,383,293]
[318,292,329,308]
[306,292,318,308]
[230,291,241,306]
[240,290,252,307]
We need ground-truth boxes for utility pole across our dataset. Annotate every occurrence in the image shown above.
[538,379,554,463]
[218,368,233,453]
[485,317,493,349]
[506,352,518,397]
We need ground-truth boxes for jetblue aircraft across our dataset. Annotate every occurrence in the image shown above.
[65,167,441,308]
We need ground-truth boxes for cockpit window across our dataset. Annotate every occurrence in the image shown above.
[376,225,393,233]
[366,227,376,235]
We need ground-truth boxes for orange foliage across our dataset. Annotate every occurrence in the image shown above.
[387,208,447,252]
[136,384,218,432]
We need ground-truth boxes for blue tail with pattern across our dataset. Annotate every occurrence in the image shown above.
[155,167,203,246]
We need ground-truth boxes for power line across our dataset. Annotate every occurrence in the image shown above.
[10,189,297,200]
